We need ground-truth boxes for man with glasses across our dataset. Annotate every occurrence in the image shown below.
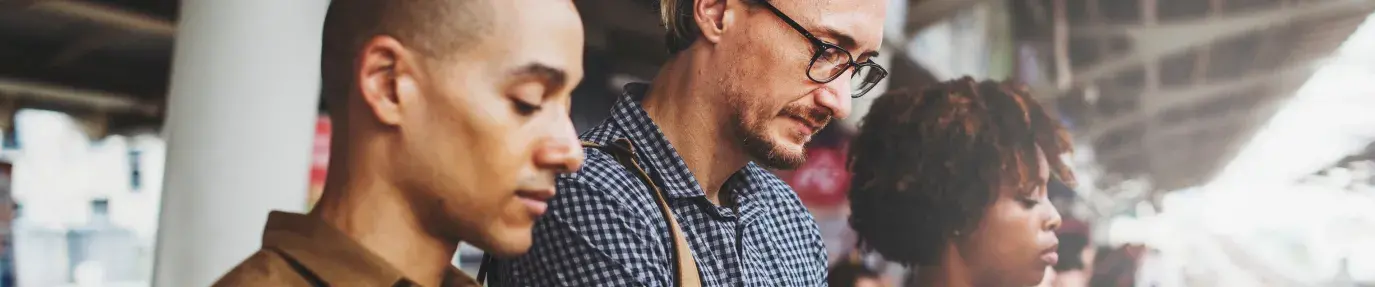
[485,0,887,285]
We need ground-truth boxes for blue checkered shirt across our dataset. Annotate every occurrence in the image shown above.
[491,83,828,286]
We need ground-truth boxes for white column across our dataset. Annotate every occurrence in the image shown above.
[152,0,330,286]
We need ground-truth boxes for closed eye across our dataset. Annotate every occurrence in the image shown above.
[513,100,542,116]
[508,81,548,117]
[504,63,567,118]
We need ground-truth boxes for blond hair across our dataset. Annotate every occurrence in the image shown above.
[660,0,697,53]
[660,0,765,53]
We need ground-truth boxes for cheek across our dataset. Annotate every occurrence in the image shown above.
[490,129,535,186]
[742,97,773,121]
[971,201,1043,259]
[463,110,527,191]
[752,48,810,94]
[999,203,1043,243]
[426,91,523,198]
[720,35,807,99]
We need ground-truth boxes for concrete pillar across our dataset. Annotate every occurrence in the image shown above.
[152,0,329,286]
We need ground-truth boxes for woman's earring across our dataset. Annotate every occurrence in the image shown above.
[953,230,961,237]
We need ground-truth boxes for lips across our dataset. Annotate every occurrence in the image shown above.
[780,105,831,134]
[1041,251,1059,266]
[789,116,823,134]
[1040,243,1060,266]
[516,188,554,201]
[786,112,828,133]
[516,189,555,216]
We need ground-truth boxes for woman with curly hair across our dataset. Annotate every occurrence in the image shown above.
[847,77,1076,287]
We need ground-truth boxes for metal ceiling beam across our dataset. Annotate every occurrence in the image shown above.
[1150,100,1282,140]
[1052,0,1072,89]
[904,0,992,38]
[1176,6,1293,189]
[26,0,175,37]
[47,31,129,67]
[1083,60,1318,139]
[1192,0,1227,85]
[577,0,662,50]
[1045,0,1375,100]
[1139,0,1166,180]
[17,0,171,68]
[0,77,159,116]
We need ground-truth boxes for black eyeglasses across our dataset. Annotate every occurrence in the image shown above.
[758,1,888,98]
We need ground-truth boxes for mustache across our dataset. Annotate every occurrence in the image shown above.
[780,104,832,131]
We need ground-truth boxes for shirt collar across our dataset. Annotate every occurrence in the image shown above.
[260,211,479,287]
[607,83,791,210]
[609,83,709,199]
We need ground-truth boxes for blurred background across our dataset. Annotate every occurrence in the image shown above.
[1,0,1374,286]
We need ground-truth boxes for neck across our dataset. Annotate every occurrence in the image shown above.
[309,134,456,287]
[916,245,979,287]
[641,49,748,205]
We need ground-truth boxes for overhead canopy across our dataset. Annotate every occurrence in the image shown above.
[1012,0,1375,192]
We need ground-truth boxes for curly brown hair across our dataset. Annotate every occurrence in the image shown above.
[847,77,1076,266]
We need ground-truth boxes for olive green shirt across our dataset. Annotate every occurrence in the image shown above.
[213,211,479,287]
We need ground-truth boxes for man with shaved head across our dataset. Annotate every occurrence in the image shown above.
[487,0,888,285]
[213,0,585,286]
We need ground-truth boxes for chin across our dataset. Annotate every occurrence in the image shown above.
[481,238,533,258]
[772,129,810,154]
[778,124,816,147]
[752,137,807,170]
[1017,268,1049,286]
[471,228,534,258]
[775,133,809,152]
[775,141,806,160]
[738,120,811,169]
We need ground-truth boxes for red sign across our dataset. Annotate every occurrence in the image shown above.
[774,126,853,215]
[786,146,851,208]
[308,116,331,208]
[310,116,331,185]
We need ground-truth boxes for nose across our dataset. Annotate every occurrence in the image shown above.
[815,73,852,120]
[534,111,584,173]
[1044,201,1063,232]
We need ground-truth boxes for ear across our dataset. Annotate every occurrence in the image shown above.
[355,36,418,126]
[692,0,732,44]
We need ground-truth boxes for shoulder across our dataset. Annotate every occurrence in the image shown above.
[543,120,666,232]
[544,151,665,250]
[550,120,674,214]
[741,165,829,283]
[743,164,813,216]
[508,148,671,285]
[555,120,652,206]
[212,250,312,287]
[744,164,826,248]
[550,148,654,215]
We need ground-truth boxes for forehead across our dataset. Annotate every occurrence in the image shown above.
[996,147,1050,191]
[774,0,887,54]
[476,0,585,80]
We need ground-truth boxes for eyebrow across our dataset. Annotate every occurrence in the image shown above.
[508,63,569,91]
[818,27,880,60]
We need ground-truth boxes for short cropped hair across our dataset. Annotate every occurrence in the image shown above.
[320,0,493,118]
[846,77,1076,266]
[659,0,761,53]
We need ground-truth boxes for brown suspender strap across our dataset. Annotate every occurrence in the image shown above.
[585,139,702,287]
[476,139,702,287]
